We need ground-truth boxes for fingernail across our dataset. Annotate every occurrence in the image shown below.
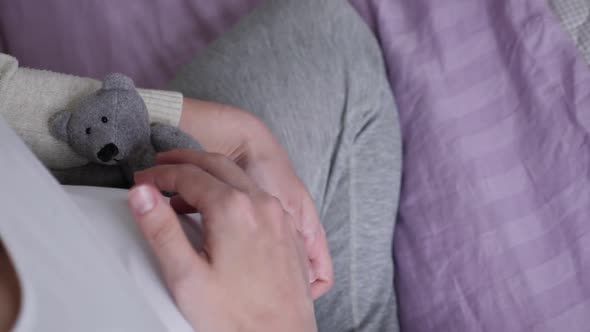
[308,262,317,283]
[129,185,156,215]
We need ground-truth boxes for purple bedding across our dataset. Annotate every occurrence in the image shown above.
[2,0,590,330]
[0,0,262,88]
[354,1,590,331]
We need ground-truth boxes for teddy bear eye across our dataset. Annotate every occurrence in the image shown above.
[86,127,92,135]
[101,116,108,123]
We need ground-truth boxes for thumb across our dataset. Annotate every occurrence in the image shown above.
[128,184,208,286]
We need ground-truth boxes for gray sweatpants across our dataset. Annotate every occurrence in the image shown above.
[170,0,402,330]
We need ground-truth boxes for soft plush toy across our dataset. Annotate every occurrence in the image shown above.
[49,73,201,187]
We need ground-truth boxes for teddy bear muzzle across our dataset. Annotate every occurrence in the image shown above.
[97,143,120,163]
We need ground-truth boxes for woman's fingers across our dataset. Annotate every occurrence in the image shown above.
[299,196,334,299]
[134,164,229,217]
[169,195,198,214]
[308,227,334,299]
[151,150,262,216]
[156,150,259,194]
[129,150,318,331]
[156,150,334,297]
[134,163,259,241]
[140,150,328,296]
[128,184,207,285]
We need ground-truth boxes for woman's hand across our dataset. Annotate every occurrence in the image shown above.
[128,151,318,332]
[176,98,333,299]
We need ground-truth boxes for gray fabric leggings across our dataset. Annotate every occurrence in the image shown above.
[170,0,402,330]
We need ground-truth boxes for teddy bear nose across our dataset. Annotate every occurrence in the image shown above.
[97,143,120,162]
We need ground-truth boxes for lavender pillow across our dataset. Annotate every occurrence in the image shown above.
[0,0,262,88]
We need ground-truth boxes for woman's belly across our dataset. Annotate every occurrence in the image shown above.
[63,185,197,332]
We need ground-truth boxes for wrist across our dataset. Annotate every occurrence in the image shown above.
[178,97,275,162]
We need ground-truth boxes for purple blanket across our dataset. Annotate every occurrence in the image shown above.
[352,0,590,330]
[2,0,590,330]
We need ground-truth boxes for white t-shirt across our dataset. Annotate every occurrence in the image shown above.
[7,186,199,332]
[0,117,198,331]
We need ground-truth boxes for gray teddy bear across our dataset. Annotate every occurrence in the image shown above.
[49,73,201,187]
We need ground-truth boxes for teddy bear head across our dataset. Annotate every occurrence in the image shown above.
[50,73,150,165]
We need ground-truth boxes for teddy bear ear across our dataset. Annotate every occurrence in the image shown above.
[102,73,135,91]
[49,110,72,142]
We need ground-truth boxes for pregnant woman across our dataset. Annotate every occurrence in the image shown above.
[0,0,401,331]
